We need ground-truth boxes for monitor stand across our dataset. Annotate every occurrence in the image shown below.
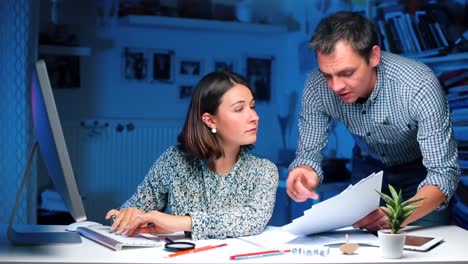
[7,142,82,245]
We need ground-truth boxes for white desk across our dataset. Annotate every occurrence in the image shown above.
[1,225,468,263]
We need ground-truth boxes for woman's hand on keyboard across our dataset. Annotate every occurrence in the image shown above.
[105,208,145,235]
[124,210,192,237]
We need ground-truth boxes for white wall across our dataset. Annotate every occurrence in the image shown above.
[35,0,368,222]
[39,0,365,163]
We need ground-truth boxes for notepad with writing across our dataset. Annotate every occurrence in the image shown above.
[76,225,163,250]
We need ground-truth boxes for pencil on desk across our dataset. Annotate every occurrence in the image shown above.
[231,251,287,261]
[230,249,290,261]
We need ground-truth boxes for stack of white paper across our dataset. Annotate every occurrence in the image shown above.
[282,171,383,236]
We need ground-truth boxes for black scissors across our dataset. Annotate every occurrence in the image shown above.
[164,237,196,252]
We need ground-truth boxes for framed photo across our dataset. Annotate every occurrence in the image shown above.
[246,56,273,101]
[179,85,194,99]
[123,47,148,81]
[40,54,80,89]
[214,59,236,72]
[151,49,175,82]
[179,59,202,76]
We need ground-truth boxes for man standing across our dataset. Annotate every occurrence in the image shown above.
[287,11,460,230]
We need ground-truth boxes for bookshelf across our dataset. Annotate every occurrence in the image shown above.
[368,0,468,230]
[368,0,465,61]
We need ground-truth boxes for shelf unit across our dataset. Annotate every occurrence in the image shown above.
[367,0,468,230]
[39,45,92,56]
[418,52,468,64]
[119,15,289,34]
[418,53,468,74]
[368,0,464,60]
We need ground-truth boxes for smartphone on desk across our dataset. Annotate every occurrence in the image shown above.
[403,235,444,252]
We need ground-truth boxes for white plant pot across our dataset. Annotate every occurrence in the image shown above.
[378,230,406,259]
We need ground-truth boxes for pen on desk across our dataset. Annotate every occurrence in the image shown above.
[229,249,291,261]
[231,251,288,261]
[165,243,228,258]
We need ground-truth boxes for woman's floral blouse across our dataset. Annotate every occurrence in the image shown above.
[121,145,279,240]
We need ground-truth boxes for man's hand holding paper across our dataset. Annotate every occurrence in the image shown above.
[282,171,383,236]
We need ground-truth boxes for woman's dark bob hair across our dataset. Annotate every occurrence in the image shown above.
[178,71,254,160]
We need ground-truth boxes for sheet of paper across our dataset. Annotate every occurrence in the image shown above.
[237,226,299,249]
[236,226,379,250]
[285,227,379,247]
[282,171,383,236]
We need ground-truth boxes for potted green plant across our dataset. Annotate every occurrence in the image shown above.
[376,184,424,259]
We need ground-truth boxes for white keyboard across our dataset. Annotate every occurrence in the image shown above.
[76,225,163,250]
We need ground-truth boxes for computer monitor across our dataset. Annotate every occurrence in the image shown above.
[8,60,88,245]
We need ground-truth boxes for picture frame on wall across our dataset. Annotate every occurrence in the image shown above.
[40,54,80,89]
[151,49,175,82]
[214,59,236,73]
[246,56,273,101]
[179,59,202,76]
[123,47,148,81]
[179,84,194,99]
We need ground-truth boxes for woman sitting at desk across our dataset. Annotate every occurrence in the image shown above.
[105,71,278,240]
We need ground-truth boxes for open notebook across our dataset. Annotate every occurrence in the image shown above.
[76,225,163,250]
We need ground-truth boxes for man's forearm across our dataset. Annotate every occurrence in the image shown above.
[403,185,447,225]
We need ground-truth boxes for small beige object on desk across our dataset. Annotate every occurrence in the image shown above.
[339,234,360,255]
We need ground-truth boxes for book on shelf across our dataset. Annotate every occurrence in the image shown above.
[415,10,449,50]
[453,126,468,141]
[433,21,449,47]
[384,12,408,53]
[459,149,468,160]
[458,140,468,148]
[386,18,403,53]
[406,46,448,59]
[447,84,468,108]
[448,80,468,90]
[450,99,468,110]
[453,121,468,126]
[377,20,391,52]
[456,168,467,209]
[448,93,468,102]
[395,14,414,53]
[440,70,468,94]
[404,13,422,52]
[446,85,468,94]
[460,161,468,171]
[451,106,468,116]
[411,12,429,51]
[439,69,467,84]
[414,11,437,50]
[426,7,452,46]
[451,108,468,124]
[444,71,468,88]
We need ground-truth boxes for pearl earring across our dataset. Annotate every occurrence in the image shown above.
[211,127,217,134]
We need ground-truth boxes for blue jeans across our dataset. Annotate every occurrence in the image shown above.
[351,146,451,226]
